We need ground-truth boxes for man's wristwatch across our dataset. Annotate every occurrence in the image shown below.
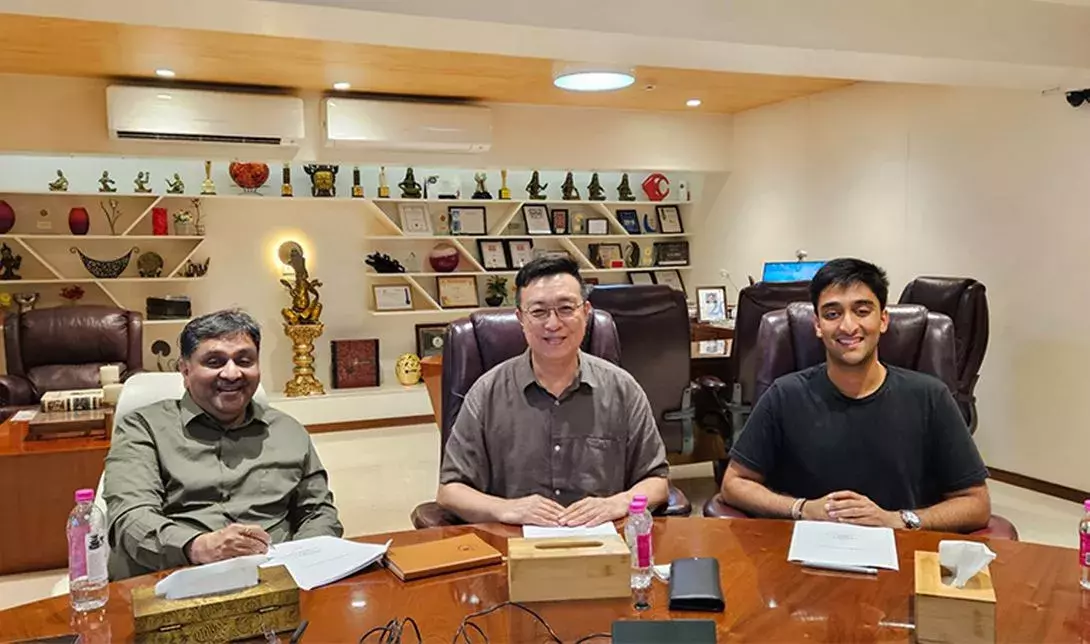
[900,509,922,530]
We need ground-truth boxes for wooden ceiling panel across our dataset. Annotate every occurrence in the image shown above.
[0,13,854,113]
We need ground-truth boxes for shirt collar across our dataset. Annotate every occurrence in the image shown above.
[514,349,600,392]
[180,391,268,430]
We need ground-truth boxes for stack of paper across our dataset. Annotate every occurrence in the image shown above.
[154,555,266,600]
[522,524,620,539]
[261,536,390,591]
[786,521,900,574]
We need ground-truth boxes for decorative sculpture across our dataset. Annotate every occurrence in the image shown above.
[499,169,511,200]
[587,172,606,201]
[304,164,339,197]
[395,353,422,386]
[352,166,364,198]
[280,245,323,326]
[0,243,22,280]
[137,251,164,277]
[279,244,325,397]
[281,163,294,197]
[378,166,391,198]
[99,199,123,235]
[617,173,636,201]
[201,161,217,195]
[424,175,439,199]
[561,172,580,201]
[365,252,406,274]
[152,340,180,372]
[182,257,210,278]
[48,170,69,192]
[472,172,492,199]
[525,170,548,200]
[98,171,116,193]
[165,173,185,194]
[14,292,39,314]
[399,168,423,199]
[133,171,152,193]
[641,172,670,201]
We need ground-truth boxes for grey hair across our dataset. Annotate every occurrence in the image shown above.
[179,309,262,359]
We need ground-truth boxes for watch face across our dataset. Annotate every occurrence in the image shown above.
[902,510,921,529]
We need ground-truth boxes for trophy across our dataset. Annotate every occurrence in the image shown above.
[378,166,391,198]
[281,163,293,197]
[499,169,512,200]
[352,166,364,198]
[201,161,217,195]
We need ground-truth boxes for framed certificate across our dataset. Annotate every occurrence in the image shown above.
[506,239,534,268]
[656,205,683,234]
[450,207,487,236]
[550,209,569,235]
[616,209,640,234]
[477,239,509,270]
[653,269,685,292]
[437,275,479,308]
[373,284,414,311]
[628,271,655,286]
[654,241,690,266]
[697,286,728,323]
[587,218,609,235]
[589,243,624,269]
[522,204,552,235]
[398,204,432,236]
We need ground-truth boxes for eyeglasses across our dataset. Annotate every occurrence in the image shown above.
[522,301,585,323]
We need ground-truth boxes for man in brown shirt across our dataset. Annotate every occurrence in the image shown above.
[438,257,669,527]
[104,310,342,580]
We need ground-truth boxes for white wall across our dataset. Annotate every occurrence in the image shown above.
[693,82,1090,489]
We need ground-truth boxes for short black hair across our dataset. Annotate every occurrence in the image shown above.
[180,309,262,359]
[514,256,584,307]
[809,258,889,309]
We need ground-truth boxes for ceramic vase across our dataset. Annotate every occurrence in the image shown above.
[68,207,90,235]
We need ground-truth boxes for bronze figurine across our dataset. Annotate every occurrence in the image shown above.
[399,168,423,199]
[617,173,636,201]
[133,171,152,193]
[472,172,492,199]
[14,292,38,313]
[525,170,548,200]
[280,245,323,325]
[303,164,339,197]
[165,173,185,194]
[48,170,69,192]
[561,172,580,200]
[587,172,606,201]
[183,257,211,278]
[98,171,116,193]
[0,243,23,280]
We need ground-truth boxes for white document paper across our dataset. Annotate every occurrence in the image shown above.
[787,521,900,571]
[260,536,389,591]
[522,523,620,539]
[10,409,36,422]
[154,554,266,600]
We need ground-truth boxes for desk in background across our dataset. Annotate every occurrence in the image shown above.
[0,518,1083,642]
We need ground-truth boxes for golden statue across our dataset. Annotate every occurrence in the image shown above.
[279,245,323,325]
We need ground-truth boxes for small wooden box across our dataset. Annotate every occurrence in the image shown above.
[132,564,300,643]
[914,551,996,644]
[507,535,631,603]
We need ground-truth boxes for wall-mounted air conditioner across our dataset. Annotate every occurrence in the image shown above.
[106,85,305,146]
[324,98,492,153]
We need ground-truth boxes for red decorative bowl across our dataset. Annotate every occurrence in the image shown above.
[229,162,270,192]
[428,243,460,272]
[0,200,14,234]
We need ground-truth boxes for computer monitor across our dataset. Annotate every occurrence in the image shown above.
[762,260,825,283]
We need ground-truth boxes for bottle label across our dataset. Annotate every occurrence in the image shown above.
[86,532,107,583]
[1081,532,1090,567]
[69,525,89,579]
[636,533,651,567]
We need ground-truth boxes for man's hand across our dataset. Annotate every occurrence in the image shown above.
[185,524,271,565]
[497,495,565,526]
[558,495,629,527]
[824,491,904,528]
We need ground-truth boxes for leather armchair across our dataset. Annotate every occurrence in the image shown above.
[703,302,1018,540]
[411,308,690,528]
[899,277,989,434]
[1,306,144,406]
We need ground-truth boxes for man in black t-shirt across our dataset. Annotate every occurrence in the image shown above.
[721,258,991,533]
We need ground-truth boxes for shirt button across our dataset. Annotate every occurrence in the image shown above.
[554,444,560,453]
[554,489,560,496]
[554,400,560,407]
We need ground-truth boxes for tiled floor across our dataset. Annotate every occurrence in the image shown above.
[0,424,1083,611]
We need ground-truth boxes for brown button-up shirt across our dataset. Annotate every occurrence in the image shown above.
[440,350,668,505]
[104,393,343,580]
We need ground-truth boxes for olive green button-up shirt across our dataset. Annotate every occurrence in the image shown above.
[104,393,342,580]
[440,350,669,506]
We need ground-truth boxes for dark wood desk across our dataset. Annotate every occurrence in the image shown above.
[0,413,110,575]
[0,518,1084,642]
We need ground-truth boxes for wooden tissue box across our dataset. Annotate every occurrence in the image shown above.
[914,551,996,644]
[507,535,630,603]
[132,564,300,643]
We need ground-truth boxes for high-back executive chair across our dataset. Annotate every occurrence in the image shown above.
[702,302,1018,540]
[410,308,691,528]
[898,277,989,434]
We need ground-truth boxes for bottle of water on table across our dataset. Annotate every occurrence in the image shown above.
[624,494,653,610]
[67,488,109,612]
[1081,499,1090,591]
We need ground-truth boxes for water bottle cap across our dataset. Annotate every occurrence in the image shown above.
[75,488,95,503]
[629,494,648,512]
[1084,499,1090,513]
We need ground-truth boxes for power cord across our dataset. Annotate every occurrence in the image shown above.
[452,601,562,644]
[356,602,613,643]
[572,634,611,643]
[359,617,422,643]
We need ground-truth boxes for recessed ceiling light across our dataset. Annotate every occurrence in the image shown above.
[155,68,176,78]
[333,81,351,91]
[686,98,702,107]
[156,93,172,100]
[553,63,635,92]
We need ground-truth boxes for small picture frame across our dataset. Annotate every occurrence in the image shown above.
[697,286,729,323]
[477,239,509,270]
[398,204,432,236]
[587,218,610,235]
[415,323,448,359]
[616,209,640,235]
[654,269,685,292]
[522,204,552,235]
[450,207,487,236]
[534,248,573,262]
[656,205,683,234]
[550,209,569,235]
[505,239,534,268]
[589,243,623,269]
[584,277,600,286]
[437,275,480,308]
[654,241,690,266]
[628,272,655,286]
[373,284,414,311]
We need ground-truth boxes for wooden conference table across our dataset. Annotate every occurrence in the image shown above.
[0,518,1085,642]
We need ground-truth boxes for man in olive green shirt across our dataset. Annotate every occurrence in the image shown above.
[104,310,342,580]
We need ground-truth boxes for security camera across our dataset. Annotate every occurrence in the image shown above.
[1066,90,1089,108]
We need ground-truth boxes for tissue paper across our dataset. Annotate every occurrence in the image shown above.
[938,540,996,588]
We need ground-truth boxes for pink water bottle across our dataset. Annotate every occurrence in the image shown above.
[624,494,653,610]
[67,488,109,612]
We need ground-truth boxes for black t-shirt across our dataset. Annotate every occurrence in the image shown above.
[730,364,988,511]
